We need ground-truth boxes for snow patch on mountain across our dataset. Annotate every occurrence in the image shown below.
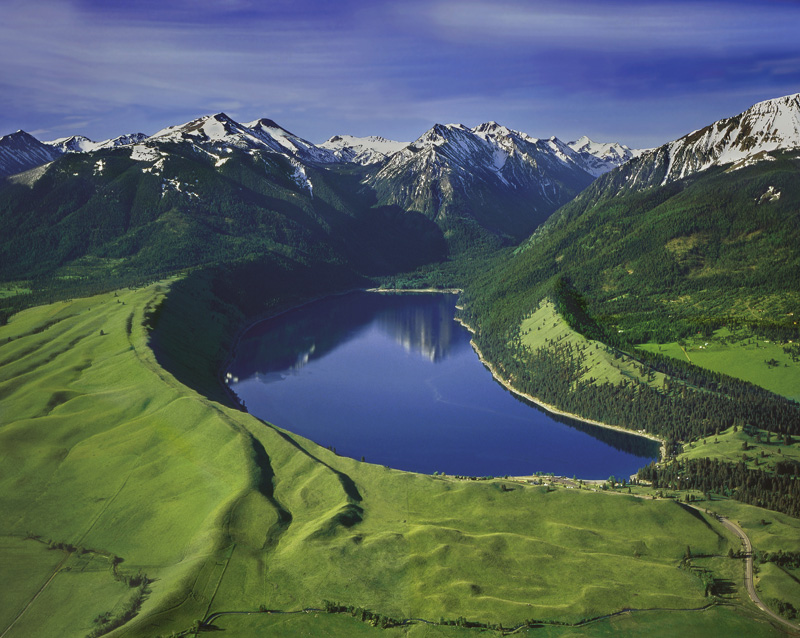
[756,185,781,204]
[320,134,409,165]
[290,159,313,196]
[131,145,164,163]
[657,93,800,185]
[46,132,147,154]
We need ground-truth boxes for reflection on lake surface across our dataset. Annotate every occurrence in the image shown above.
[228,292,658,478]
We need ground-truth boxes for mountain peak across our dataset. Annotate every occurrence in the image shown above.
[319,134,408,165]
[0,129,62,177]
[650,91,800,185]
[247,117,284,129]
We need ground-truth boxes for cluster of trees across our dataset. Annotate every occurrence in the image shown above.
[637,458,800,517]
[322,601,402,629]
[757,550,800,568]
[86,582,149,638]
[767,599,798,620]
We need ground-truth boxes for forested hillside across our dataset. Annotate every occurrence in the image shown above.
[459,151,800,432]
[0,143,445,323]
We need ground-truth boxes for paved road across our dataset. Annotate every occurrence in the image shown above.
[682,504,799,632]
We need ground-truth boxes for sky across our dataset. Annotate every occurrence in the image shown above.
[1,0,798,148]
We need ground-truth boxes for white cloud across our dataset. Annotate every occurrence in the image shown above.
[416,0,799,53]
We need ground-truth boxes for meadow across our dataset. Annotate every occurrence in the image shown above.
[680,425,800,473]
[638,327,800,402]
[520,300,668,391]
[0,279,795,637]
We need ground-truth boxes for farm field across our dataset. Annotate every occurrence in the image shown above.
[0,279,794,637]
[638,328,800,402]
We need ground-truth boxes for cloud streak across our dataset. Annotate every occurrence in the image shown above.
[0,0,798,147]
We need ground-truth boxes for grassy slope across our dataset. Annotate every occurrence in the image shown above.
[0,280,791,638]
[638,328,800,402]
[520,300,668,390]
[680,426,800,473]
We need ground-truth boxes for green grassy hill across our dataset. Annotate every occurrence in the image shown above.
[2,277,789,637]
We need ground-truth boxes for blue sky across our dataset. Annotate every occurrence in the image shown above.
[1,0,798,148]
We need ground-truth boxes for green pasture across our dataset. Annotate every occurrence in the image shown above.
[638,328,800,401]
[0,280,792,637]
[621,483,800,625]
[757,563,800,617]
[209,604,790,638]
[680,425,800,472]
[520,301,668,390]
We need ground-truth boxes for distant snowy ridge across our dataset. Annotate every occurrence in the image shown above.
[567,136,649,177]
[320,134,409,165]
[364,120,604,233]
[147,113,337,164]
[369,120,628,201]
[3,110,642,182]
[45,133,147,154]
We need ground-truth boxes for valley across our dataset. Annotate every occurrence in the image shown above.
[1,93,800,637]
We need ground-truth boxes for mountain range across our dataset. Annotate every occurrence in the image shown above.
[0,112,643,248]
[481,93,800,359]
[1,93,799,314]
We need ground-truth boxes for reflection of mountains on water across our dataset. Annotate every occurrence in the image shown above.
[229,291,464,380]
[229,291,658,465]
[375,302,456,362]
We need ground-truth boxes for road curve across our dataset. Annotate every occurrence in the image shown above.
[694,506,799,632]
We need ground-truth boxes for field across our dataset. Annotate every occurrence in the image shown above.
[0,283,30,299]
[680,425,800,473]
[520,300,668,390]
[638,327,800,401]
[0,280,795,637]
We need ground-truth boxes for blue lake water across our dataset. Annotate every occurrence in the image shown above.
[228,291,658,479]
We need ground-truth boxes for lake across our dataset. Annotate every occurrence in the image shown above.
[228,291,659,479]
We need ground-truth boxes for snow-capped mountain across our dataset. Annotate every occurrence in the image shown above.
[0,130,62,178]
[320,135,410,165]
[246,118,336,164]
[45,135,96,154]
[365,121,599,241]
[45,133,148,154]
[147,113,336,164]
[149,113,271,148]
[610,93,800,191]
[567,136,647,177]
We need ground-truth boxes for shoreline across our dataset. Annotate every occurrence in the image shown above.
[452,315,667,463]
[220,286,665,468]
[366,287,463,294]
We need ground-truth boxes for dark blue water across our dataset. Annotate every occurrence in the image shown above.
[228,292,658,479]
